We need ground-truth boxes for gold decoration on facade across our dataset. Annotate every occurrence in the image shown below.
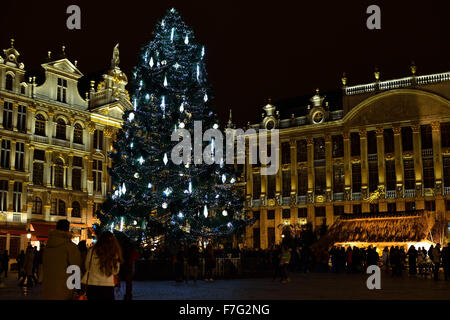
[87,123,96,134]
[365,185,385,203]
[96,81,105,91]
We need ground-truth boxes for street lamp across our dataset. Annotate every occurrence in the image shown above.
[26,228,33,240]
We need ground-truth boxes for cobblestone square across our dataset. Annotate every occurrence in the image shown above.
[1,271,449,300]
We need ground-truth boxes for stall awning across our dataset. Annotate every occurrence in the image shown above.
[30,222,56,241]
[0,223,27,235]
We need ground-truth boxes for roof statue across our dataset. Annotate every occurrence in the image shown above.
[111,43,120,69]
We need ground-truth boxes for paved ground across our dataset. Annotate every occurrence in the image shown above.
[1,271,450,300]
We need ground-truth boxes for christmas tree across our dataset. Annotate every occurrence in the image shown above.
[101,8,249,244]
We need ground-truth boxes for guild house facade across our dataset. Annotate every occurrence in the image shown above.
[241,66,450,249]
[0,40,132,258]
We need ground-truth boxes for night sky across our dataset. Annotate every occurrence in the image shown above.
[1,0,448,126]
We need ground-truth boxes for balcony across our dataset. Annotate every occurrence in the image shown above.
[352,192,362,201]
[53,138,70,148]
[444,187,450,196]
[33,135,49,144]
[404,189,415,198]
[422,149,433,157]
[297,195,307,204]
[73,143,85,151]
[314,159,325,167]
[282,197,290,206]
[333,193,344,201]
[368,154,378,161]
[386,190,396,199]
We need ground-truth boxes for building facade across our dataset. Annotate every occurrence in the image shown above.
[242,68,450,249]
[0,40,132,258]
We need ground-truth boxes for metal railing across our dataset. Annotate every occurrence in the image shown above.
[404,189,415,198]
[352,192,362,201]
[297,195,307,204]
[344,71,450,95]
[422,148,433,157]
[444,187,450,196]
[333,193,344,201]
[386,190,396,199]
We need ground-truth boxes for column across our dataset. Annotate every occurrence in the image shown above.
[260,209,267,249]
[47,113,54,142]
[306,137,315,227]
[376,127,387,212]
[393,126,404,196]
[7,180,14,211]
[68,118,75,145]
[10,140,16,170]
[44,150,52,187]
[274,208,281,245]
[12,103,18,132]
[63,165,68,189]
[102,159,107,197]
[359,128,369,212]
[28,146,34,183]
[275,142,282,204]
[290,139,297,195]
[88,157,94,196]
[67,153,73,190]
[82,155,89,192]
[343,131,352,213]
[431,121,443,193]
[0,98,4,128]
[104,127,114,193]
[325,134,332,201]
[24,144,30,173]
[412,124,423,197]
[27,107,36,134]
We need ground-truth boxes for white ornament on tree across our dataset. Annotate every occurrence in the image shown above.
[203,205,209,218]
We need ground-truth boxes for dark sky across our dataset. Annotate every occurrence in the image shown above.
[1,0,448,126]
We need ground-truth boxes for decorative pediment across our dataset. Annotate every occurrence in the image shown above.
[41,58,83,77]
[343,89,450,128]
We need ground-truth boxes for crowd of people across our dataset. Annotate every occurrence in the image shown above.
[0,219,139,300]
[327,243,450,281]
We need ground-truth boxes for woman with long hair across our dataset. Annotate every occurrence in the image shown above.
[81,231,123,300]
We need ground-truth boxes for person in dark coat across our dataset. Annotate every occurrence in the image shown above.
[442,243,450,281]
[21,245,36,287]
[186,243,199,284]
[16,250,25,280]
[174,244,185,283]
[407,245,418,275]
[271,245,281,280]
[78,241,88,275]
[42,220,81,299]
[204,244,216,282]
[1,250,9,278]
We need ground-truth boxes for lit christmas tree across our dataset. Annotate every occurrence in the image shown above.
[101,8,249,244]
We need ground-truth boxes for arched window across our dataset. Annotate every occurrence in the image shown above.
[73,123,83,144]
[5,74,13,91]
[32,197,42,215]
[56,119,66,140]
[54,158,64,188]
[72,201,81,218]
[35,114,46,136]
